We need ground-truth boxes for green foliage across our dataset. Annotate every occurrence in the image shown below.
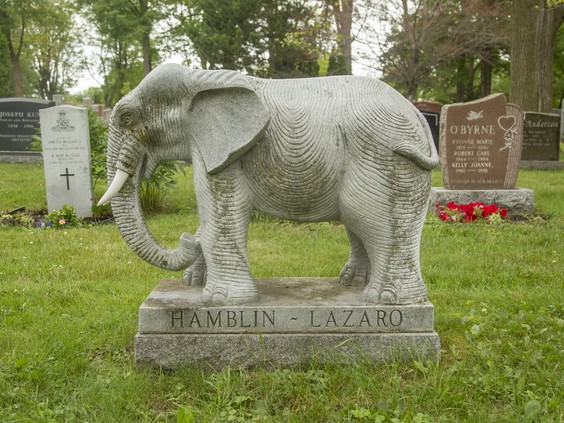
[40,205,83,228]
[0,30,12,96]
[140,161,186,214]
[77,0,163,105]
[26,0,80,99]
[326,49,348,76]
[175,0,329,78]
[0,0,79,98]
[87,110,108,191]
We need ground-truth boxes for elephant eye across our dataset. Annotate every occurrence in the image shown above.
[121,112,134,127]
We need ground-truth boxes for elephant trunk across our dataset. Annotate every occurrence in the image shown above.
[102,130,200,271]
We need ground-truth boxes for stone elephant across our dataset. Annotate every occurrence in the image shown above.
[98,63,439,306]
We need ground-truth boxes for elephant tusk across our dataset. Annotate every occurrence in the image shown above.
[97,169,131,206]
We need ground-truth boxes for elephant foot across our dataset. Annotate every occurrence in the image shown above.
[201,281,258,305]
[362,283,398,304]
[339,262,370,287]
[182,255,207,286]
[362,281,428,305]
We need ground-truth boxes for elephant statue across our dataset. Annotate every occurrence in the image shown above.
[98,63,439,306]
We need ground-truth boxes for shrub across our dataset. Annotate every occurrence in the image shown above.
[38,205,82,229]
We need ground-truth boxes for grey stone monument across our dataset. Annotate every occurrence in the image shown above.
[522,112,560,161]
[0,98,54,163]
[40,106,94,218]
[430,94,534,217]
[413,100,441,153]
[98,63,441,368]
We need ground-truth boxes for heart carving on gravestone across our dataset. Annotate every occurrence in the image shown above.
[497,115,516,132]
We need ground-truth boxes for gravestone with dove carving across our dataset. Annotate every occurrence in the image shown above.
[430,94,534,217]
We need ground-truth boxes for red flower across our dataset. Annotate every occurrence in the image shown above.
[436,201,508,223]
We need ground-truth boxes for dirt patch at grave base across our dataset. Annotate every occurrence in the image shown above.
[1,207,115,228]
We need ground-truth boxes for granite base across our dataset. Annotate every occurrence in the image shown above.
[520,160,564,171]
[134,278,441,370]
[429,187,534,217]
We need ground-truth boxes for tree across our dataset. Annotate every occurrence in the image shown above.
[376,0,457,100]
[372,0,509,102]
[174,0,263,72]
[0,29,12,96]
[26,0,79,99]
[125,0,163,77]
[78,0,164,105]
[0,0,36,97]
[553,24,564,107]
[326,0,353,74]
[510,0,564,112]
[261,0,328,78]
[174,0,329,78]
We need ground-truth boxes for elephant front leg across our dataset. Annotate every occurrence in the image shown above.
[194,160,257,305]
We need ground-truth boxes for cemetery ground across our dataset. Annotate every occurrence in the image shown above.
[0,162,562,423]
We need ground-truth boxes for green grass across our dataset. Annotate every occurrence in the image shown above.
[0,162,563,422]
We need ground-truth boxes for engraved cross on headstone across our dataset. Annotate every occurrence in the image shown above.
[60,167,75,190]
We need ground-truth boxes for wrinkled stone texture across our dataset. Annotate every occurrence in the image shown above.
[103,63,439,306]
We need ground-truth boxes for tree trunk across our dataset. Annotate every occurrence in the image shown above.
[480,50,493,98]
[139,0,152,77]
[10,52,23,97]
[510,1,564,112]
[142,31,152,77]
[328,0,353,74]
[1,8,25,97]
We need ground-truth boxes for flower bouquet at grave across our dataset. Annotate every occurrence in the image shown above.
[436,202,508,223]
[37,205,82,229]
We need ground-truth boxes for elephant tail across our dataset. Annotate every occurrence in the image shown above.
[392,109,439,171]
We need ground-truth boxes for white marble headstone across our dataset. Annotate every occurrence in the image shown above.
[40,106,93,217]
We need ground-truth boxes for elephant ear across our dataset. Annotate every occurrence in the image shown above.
[189,86,270,174]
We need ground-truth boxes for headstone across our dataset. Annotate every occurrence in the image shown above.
[0,98,55,161]
[413,101,441,152]
[39,106,93,218]
[135,278,440,369]
[440,93,523,190]
[521,112,560,161]
[560,109,564,142]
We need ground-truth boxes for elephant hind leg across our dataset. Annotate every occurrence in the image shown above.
[358,208,428,305]
[340,162,429,305]
[339,229,370,287]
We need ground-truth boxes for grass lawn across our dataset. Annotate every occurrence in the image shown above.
[0,162,562,422]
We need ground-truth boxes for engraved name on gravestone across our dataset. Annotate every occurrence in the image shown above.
[440,94,523,190]
[522,112,560,161]
[40,106,93,217]
[0,98,54,156]
[138,279,435,335]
